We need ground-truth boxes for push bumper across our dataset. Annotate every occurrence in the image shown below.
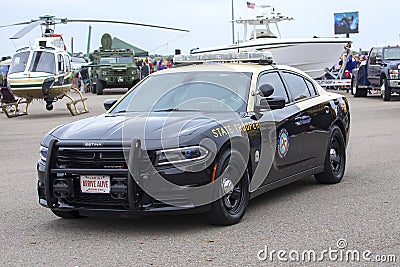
[37,139,213,214]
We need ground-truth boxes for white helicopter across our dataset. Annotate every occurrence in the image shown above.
[0,15,188,118]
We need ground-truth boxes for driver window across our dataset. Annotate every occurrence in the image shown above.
[369,49,377,65]
[258,72,289,103]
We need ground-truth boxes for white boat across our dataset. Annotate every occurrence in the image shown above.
[191,6,351,79]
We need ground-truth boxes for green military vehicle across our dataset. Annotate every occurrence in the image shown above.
[89,34,140,95]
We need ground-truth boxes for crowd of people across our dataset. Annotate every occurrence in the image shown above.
[135,57,174,79]
[326,51,369,80]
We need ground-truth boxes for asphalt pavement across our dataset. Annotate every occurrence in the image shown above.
[0,89,399,266]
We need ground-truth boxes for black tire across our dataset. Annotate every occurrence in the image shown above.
[51,209,80,219]
[315,125,346,184]
[382,77,391,101]
[350,76,355,95]
[207,149,249,226]
[96,79,104,95]
[352,77,367,97]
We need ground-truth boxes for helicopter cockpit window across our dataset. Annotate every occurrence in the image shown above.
[29,51,56,74]
[57,54,65,73]
[9,51,30,74]
[117,56,133,64]
[100,57,117,64]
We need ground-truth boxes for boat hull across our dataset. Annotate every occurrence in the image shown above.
[192,38,351,79]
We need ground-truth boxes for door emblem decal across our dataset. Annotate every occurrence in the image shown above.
[278,128,289,159]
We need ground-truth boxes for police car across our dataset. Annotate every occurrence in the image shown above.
[37,52,350,225]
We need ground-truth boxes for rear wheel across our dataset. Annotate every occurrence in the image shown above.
[382,77,391,101]
[315,125,346,184]
[51,209,81,219]
[207,149,249,226]
[96,79,104,95]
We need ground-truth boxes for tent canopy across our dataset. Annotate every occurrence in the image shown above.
[111,37,149,57]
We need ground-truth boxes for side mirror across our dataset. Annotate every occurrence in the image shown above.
[103,99,117,111]
[258,83,274,97]
[255,96,286,112]
[42,77,55,95]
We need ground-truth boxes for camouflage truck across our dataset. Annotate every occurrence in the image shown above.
[88,34,140,95]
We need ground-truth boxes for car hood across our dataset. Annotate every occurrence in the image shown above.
[50,112,236,145]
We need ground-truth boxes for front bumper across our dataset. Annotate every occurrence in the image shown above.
[388,79,400,88]
[37,139,213,214]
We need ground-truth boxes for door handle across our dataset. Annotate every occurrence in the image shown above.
[294,117,301,126]
[324,106,330,114]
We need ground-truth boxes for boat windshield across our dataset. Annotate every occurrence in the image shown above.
[9,51,30,74]
[117,56,133,64]
[111,71,252,113]
[384,48,400,60]
[28,51,56,74]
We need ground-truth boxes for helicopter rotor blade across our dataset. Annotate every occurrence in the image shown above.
[66,19,189,32]
[0,21,33,29]
[10,20,44,39]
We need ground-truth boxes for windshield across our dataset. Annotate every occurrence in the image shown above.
[117,56,133,64]
[112,71,252,113]
[384,48,400,60]
[100,57,117,64]
[9,51,30,74]
[28,51,56,74]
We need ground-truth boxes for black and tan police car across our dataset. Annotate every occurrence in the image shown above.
[37,52,350,225]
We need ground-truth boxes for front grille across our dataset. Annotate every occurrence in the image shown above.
[57,148,128,169]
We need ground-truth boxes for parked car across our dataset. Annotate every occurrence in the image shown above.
[37,52,350,225]
[352,46,400,101]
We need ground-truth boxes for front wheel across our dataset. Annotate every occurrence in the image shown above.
[96,79,104,95]
[315,125,346,184]
[352,76,367,97]
[382,77,391,101]
[207,149,249,226]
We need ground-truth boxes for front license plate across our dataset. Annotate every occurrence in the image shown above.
[80,175,110,193]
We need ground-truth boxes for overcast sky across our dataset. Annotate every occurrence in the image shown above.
[1,0,399,57]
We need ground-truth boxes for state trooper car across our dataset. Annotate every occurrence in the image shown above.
[37,52,350,225]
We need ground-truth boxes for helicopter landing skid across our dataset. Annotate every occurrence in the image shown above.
[1,98,32,118]
[64,89,89,116]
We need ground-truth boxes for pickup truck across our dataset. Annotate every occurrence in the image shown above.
[351,46,400,101]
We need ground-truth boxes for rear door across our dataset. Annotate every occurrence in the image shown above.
[280,71,333,170]
[257,71,304,184]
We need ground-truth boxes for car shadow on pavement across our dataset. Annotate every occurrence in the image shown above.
[41,176,327,234]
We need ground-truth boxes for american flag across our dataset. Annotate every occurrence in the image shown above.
[247,2,255,9]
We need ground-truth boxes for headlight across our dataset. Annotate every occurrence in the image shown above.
[102,71,108,76]
[155,146,209,166]
[39,145,48,162]
[390,69,399,79]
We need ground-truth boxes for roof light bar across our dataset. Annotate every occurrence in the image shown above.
[174,51,273,64]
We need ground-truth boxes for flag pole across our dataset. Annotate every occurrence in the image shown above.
[231,0,235,44]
